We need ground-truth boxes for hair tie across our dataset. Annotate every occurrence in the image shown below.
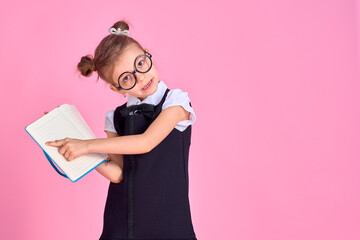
[109,27,130,36]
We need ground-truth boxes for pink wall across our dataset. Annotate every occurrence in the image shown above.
[1,0,359,239]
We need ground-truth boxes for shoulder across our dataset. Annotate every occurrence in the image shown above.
[162,88,193,110]
[162,88,196,132]
[104,110,116,133]
[105,102,128,122]
[104,102,127,134]
[105,110,115,120]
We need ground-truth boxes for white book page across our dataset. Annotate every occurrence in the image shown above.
[59,104,96,140]
[26,104,108,181]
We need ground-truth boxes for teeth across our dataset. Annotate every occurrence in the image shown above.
[143,79,152,89]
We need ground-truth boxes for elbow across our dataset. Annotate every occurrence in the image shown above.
[111,173,123,184]
[142,134,154,154]
[144,144,153,154]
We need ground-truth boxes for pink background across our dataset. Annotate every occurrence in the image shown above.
[1,0,359,239]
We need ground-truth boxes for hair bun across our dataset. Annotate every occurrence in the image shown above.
[110,20,130,31]
[77,54,96,77]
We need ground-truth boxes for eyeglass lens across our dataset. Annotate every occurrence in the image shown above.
[119,55,152,90]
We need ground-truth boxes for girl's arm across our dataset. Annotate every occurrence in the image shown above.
[88,105,189,155]
[45,105,189,160]
[94,130,124,183]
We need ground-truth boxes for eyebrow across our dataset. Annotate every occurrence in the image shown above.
[116,52,145,77]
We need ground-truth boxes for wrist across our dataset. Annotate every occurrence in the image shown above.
[86,139,95,153]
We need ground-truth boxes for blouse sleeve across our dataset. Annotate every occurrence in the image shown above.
[162,89,196,132]
[104,110,117,133]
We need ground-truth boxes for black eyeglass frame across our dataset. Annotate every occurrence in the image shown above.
[115,50,153,90]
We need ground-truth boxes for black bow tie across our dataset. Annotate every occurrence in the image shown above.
[120,103,155,118]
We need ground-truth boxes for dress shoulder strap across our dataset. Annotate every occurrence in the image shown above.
[159,88,170,106]
[113,102,127,136]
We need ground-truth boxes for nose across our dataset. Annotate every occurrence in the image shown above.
[135,71,147,83]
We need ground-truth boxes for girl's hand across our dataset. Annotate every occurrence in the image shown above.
[45,138,90,161]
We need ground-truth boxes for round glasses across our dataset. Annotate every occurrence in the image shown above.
[116,52,153,90]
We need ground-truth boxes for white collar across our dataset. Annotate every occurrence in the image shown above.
[127,80,168,107]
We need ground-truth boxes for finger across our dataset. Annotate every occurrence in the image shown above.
[64,148,71,160]
[45,141,54,146]
[68,154,75,161]
[45,139,63,146]
[59,144,68,155]
[68,153,77,161]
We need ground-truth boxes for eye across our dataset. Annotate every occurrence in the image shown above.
[137,60,144,68]
[123,75,130,82]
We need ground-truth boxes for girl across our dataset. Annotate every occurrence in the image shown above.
[45,20,198,240]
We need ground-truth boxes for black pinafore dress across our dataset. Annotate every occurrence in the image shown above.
[99,88,197,240]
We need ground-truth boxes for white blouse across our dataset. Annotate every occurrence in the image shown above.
[104,80,196,133]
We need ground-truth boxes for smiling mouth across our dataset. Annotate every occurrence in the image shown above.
[142,78,153,90]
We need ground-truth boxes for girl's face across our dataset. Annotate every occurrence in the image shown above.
[109,44,160,101]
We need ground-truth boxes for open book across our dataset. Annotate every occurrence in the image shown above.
[25,104,109,182]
